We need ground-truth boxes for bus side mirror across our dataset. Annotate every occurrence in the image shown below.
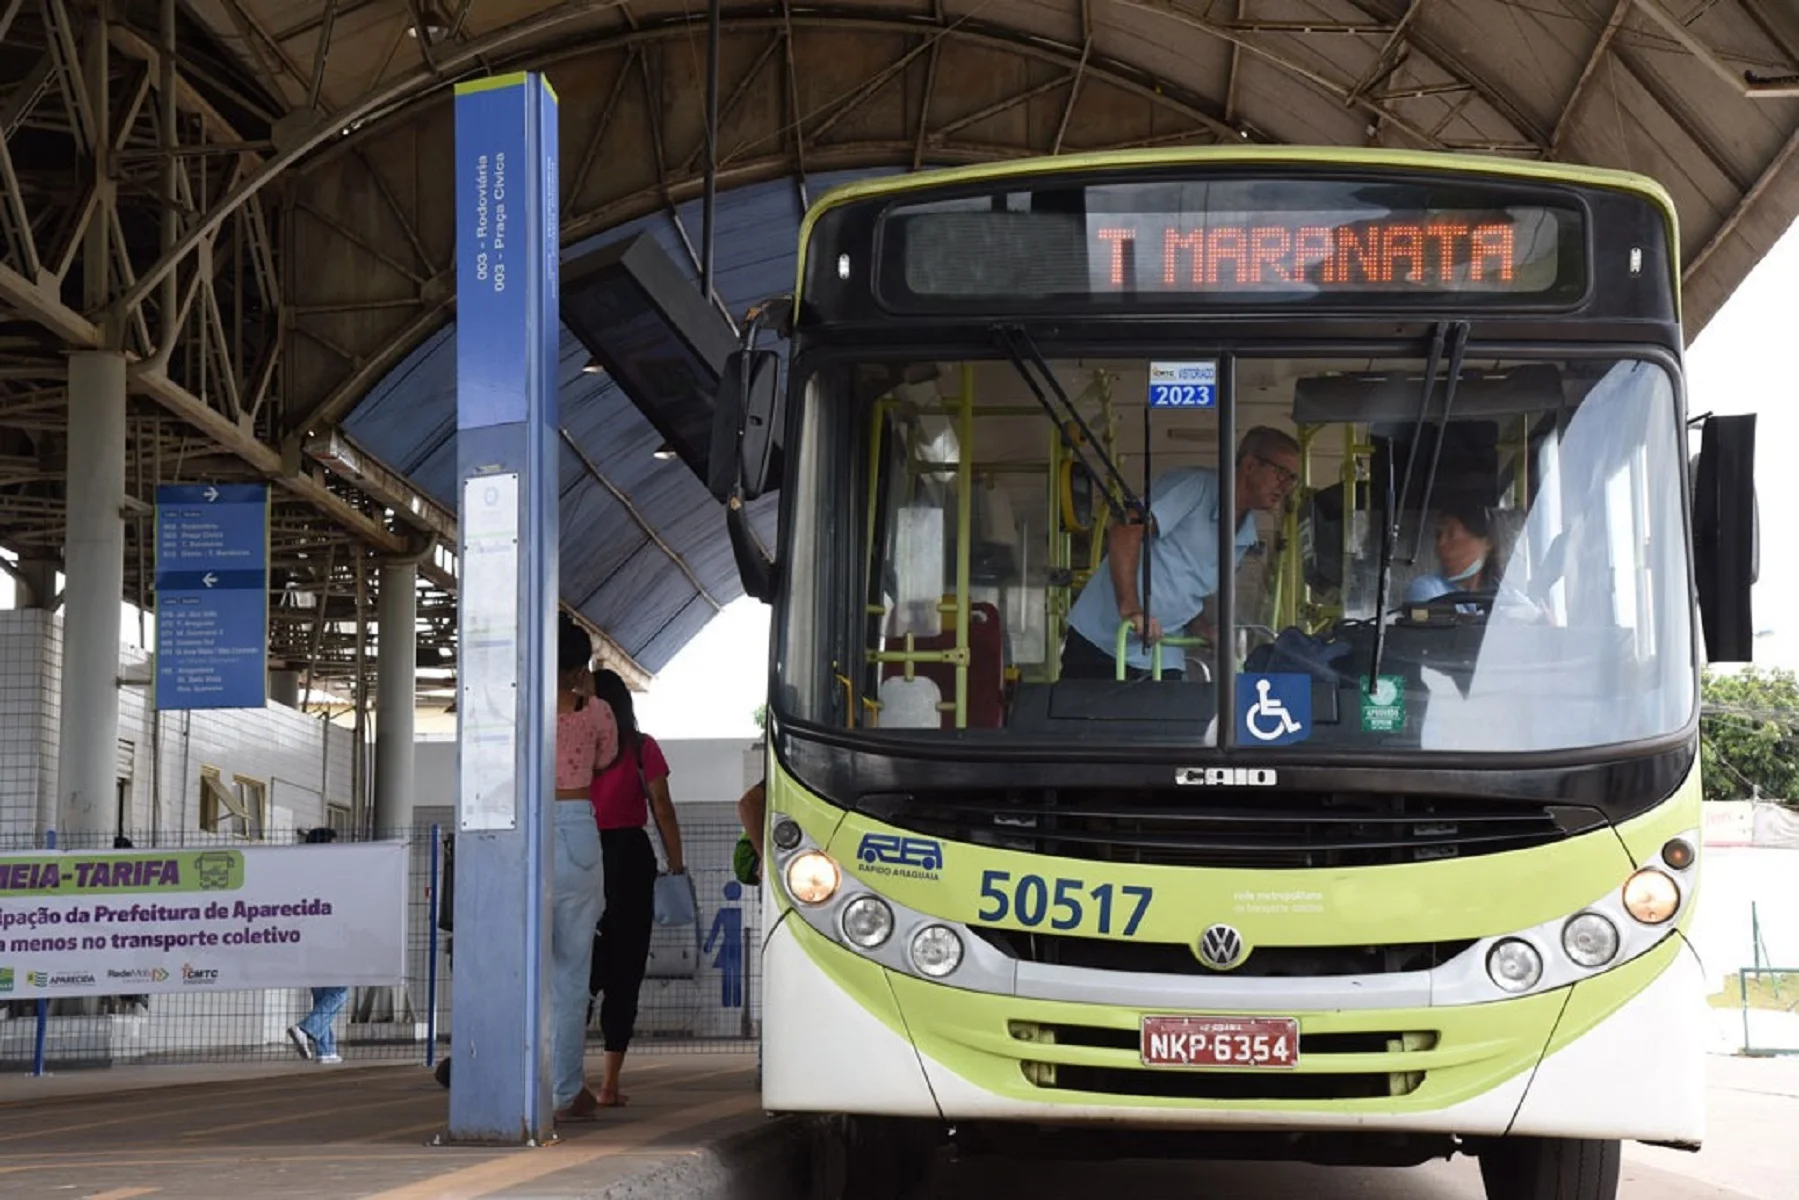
[726,499,777,604]
[1692,413,1757,663]
[708,349,783,504]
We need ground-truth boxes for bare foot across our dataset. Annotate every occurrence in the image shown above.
[555,1086,602,1123]
[596,1086,629,1107]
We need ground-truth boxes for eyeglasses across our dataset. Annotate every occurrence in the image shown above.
[1253,455,1300,490]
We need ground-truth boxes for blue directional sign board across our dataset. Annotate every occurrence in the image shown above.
[154,484,269,710]
[455,72,560,432]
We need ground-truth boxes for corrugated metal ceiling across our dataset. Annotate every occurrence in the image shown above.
[168,0,1799,676]
[344,170,889,672]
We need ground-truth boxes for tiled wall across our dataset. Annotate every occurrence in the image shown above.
[0,611,53,833]
[0,611,358,843]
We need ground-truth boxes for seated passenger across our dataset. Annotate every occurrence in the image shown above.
[1405,503,1499,607]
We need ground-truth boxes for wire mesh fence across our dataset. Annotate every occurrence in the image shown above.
[0,821,761,1072]
[1733,901,1799,1058]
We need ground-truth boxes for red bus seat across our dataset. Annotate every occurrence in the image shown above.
[880,601,1006,729]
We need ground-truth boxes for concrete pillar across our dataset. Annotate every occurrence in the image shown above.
[373,561,417,834]
[269,670,300,708]
[56,351,127,839]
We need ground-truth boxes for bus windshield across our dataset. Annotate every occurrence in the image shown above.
[775,352,1693,756]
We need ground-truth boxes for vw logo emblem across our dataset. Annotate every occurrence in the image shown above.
[1197,923,1246,970]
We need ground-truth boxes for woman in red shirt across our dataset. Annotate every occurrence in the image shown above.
[587,667,686,1106]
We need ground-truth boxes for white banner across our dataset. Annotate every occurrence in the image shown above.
[0,843,407,998]
[1704,801,1755,847]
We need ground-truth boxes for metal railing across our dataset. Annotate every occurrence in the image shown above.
[1735,901,1799,1058]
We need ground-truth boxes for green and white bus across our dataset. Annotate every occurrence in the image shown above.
[709,148,1758,1199]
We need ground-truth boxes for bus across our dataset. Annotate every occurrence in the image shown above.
[707,147,1758,1200]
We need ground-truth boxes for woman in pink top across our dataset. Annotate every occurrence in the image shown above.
[585,667,685,1107]
[547,614,616,1124]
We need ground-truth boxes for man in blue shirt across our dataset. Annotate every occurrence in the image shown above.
[1063,426,1302,681]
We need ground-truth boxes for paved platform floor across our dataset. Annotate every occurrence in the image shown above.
[0,1052,769,1200]
[0,1052,1792,1199]
[928,1056,1799,1200]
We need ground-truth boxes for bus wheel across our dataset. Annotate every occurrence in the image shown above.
[825,1116,936,1200]
[1478,1136,1620,1200]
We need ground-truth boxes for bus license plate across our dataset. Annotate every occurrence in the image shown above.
[1140,1016,1300,1069]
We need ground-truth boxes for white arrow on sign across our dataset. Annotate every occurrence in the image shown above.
[202,572,218,588]
[203,486,219,502]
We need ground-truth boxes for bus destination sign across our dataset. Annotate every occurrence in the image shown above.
[1094,214,1542,294]
[881,178,1585,309]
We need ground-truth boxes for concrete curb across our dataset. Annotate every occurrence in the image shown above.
[593,1113,836,1200]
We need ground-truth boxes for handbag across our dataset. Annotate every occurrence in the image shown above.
[634,746,698,927]
[653,869,698,926]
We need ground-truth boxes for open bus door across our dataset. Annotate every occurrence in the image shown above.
[1692,413,1757,663]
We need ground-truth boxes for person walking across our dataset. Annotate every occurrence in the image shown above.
[586,667,685,1107]
[287,827,349,1065]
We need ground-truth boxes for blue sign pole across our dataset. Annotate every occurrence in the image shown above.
[448,71,560,1145]
[153,483,270,711]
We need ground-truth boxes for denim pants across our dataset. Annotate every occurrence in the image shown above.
[551,801,606,1109]
[299,986,349,1056]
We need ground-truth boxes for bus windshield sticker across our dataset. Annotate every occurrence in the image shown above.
[1238,673,1312,746]
[1149,362,1217,408]
[1359,675,1406,733]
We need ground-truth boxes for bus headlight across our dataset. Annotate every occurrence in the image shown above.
[910,925,964,978]
[1622,868,1679,925]
[1487,938,1543,994]
[1562,912,1620,968]
[785,851,841,906]
[841,895,895,949]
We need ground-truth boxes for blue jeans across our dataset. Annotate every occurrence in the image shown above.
[551,802,605,1109]
[299,986,349,1056]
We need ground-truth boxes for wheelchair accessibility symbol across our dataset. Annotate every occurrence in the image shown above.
[1238,673,1311,745]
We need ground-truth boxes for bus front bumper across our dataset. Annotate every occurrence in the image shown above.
[761,915,1708,1144]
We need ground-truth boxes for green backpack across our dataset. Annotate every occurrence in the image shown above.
[732,834,761,886]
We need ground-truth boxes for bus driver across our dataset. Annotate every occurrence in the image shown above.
[1061,426,1302,681]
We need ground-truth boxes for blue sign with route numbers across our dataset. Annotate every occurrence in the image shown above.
[154,483,269,711]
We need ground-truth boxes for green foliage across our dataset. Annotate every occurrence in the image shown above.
[752,703,766,732]
[1700,668,1799,803]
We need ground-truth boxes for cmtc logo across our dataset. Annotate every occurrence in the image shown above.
[0,968,11,993]
[856,833,945,881]
[181,963,221,986]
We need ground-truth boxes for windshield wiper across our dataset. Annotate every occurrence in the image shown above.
[1367,320,1471,692]
[993,324,1147,524]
